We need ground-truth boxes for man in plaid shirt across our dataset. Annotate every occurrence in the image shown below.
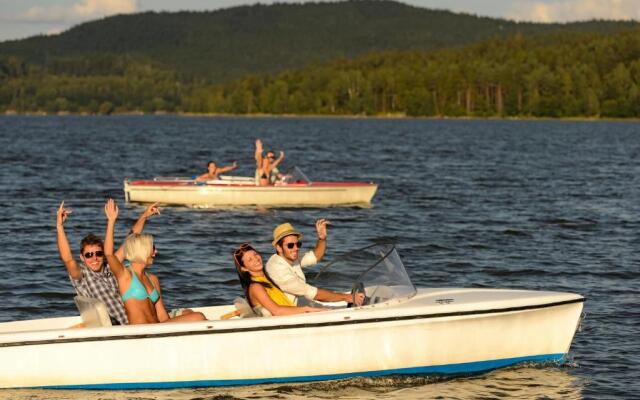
[56,201,160,325]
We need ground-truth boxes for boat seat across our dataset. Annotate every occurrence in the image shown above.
[220,297,259,319]
[234,297,259,318]
[74,296,113,328]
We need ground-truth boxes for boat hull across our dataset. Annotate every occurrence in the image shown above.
[0,288,584,389]
[124,179,378,208]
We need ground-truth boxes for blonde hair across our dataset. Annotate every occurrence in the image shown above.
[124,233,154,263]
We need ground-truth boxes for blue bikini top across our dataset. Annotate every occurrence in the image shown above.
[121,267,160,303]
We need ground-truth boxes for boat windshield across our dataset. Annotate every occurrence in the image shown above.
[280,166,311,185]
[311,243,416,306]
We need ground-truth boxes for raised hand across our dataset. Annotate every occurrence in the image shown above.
[142,202,160,219]
[255,139,263,151]
[57,201,72,226]
[353,292,366,306]
[104,198,119,221]
[315,218,330,240]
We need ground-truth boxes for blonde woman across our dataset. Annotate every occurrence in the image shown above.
[104,199,206,324]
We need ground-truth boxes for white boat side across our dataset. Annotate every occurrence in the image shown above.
[123,178,378,208]
[0,288,584,389]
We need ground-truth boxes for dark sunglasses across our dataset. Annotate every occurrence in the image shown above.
[267,155,275,159]
[285,241,302,249]
[83,251,104,258]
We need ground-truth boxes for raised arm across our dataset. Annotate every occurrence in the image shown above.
[255,139,264,169]
[271,150,285,170]
[104,199,125,279]
[312,218,329,262]
[218,161,238,174]
[114,202,160,262]
[249,284,323,316]
[56,201,81,280]
[308,219,360,305]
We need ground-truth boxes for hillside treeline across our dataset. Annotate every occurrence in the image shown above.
[1,0,634,82]
[1,28,640,118]
[208,29,640,118]
[0,54,184,114]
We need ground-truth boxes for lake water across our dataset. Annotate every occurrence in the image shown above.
[0,115,638,399]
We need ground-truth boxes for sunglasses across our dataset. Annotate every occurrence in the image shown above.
[267,155,275,159]
[233,243,255,269]
[285,241,302,249]
[234,243,252,256]
[83,251,104,258]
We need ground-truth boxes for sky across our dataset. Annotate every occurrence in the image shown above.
[0,0,638,42]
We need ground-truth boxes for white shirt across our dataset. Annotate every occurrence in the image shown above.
[266,251,319,305]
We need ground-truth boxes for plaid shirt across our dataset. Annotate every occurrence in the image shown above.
[70,263,128,325]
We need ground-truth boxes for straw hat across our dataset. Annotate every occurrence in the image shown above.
[272,223,303,247]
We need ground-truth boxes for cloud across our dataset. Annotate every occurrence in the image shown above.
[22,0,138,23]
[507,0,640,22]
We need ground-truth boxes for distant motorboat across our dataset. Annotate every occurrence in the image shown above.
[0,244,583,389]
[124,167,377,208]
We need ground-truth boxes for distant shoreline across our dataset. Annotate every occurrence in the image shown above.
[3,110,639,123]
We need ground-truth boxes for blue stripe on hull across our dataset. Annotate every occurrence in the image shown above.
[41,353,565,390]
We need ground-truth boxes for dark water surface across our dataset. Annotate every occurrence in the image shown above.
[0,116,638,399]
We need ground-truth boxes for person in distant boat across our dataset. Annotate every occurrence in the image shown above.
[265,220,364,307]
[56,201,161,325]
[195,160,238,182]
[266,150,285,184]
[103,199,206,325]
[233,243,324,317]
[254,139,284,186]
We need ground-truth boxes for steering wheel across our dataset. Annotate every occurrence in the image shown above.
[349,282,369,308]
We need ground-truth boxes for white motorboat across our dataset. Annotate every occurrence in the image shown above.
[0,244,584,389]
[124,167,378,208]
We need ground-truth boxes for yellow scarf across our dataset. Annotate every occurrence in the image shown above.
[251,275,293,307]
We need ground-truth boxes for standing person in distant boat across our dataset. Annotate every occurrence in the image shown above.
[266,150,285,184]
[255,138,284,186]
[103,199,206,325]
[195,160,238,182]
[56,201,161,325]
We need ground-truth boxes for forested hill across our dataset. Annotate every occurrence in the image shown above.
[0,0,637,82]
[2,26,639,118]
[209,28,640,118]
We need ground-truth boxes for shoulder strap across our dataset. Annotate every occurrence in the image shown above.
[144,271,158,292]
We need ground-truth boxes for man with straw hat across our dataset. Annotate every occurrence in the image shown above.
[266,219,363,307]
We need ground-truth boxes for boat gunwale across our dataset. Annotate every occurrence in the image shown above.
[0,297,584,348]
[125,180,377,188]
